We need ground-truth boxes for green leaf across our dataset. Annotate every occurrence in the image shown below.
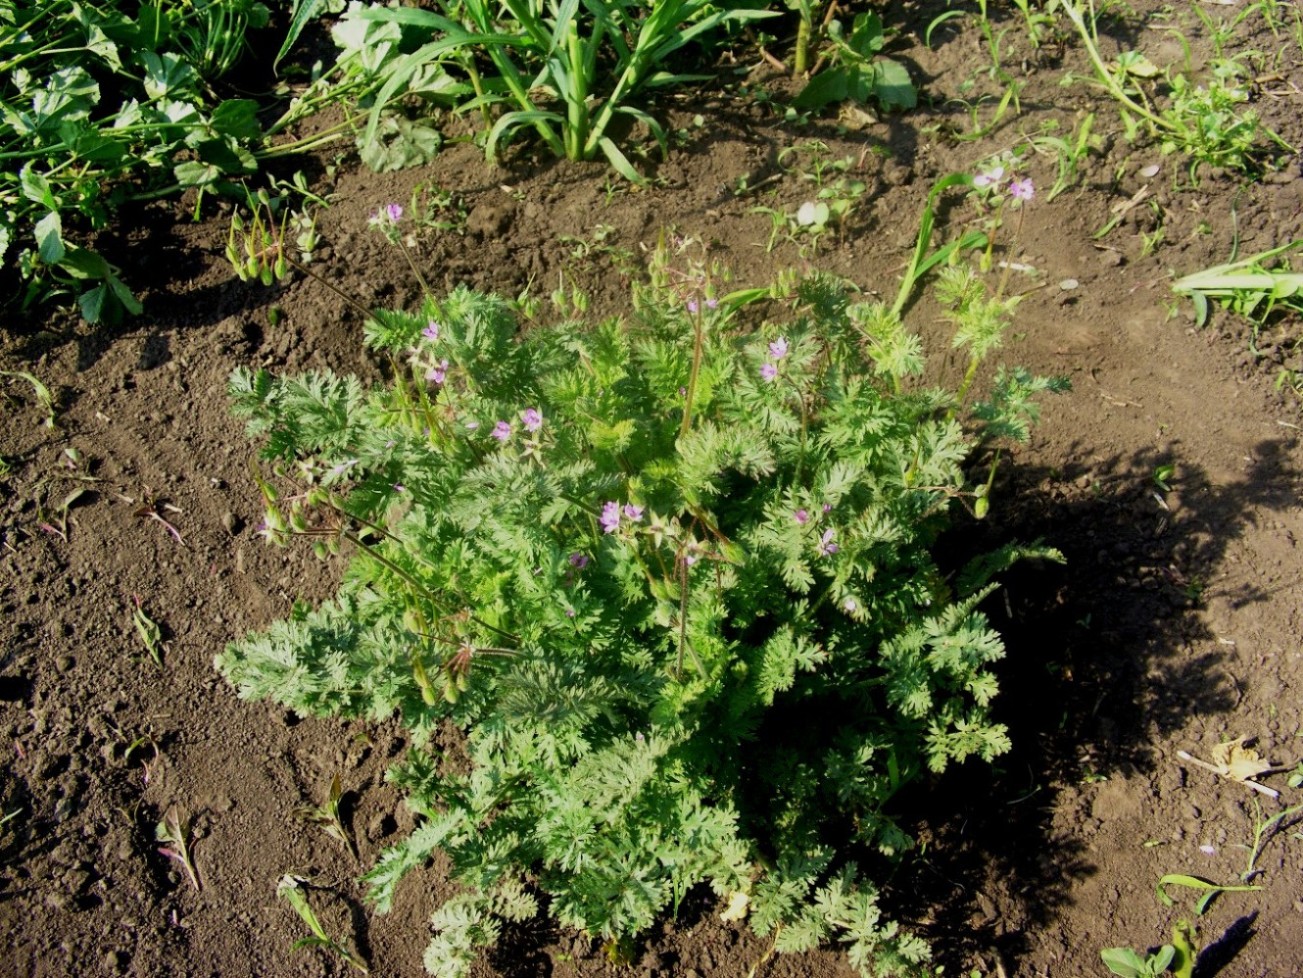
[873,59,917,109]
[20,166,57,209]
[357,117,444,173]
[34,212,65,265]
[276,0,329,68]
[210,99,262,140]
[195,137,258,176]
[78,284,107,324]
[174,160,223,187]
[59,247,111,280]
[1099,947,1146,978]
[793,69,852,111]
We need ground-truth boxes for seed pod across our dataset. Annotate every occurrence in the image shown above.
[443,679,459,704]
[974,495,989,519]
[455,670,469,692]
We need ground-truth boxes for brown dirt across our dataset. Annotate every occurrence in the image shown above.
[4,2,1303,976]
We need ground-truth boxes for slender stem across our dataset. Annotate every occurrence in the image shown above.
[678,308,706,440]
[994,205,1025,300]
[1061,0,1174,133]
[283,253,376,323]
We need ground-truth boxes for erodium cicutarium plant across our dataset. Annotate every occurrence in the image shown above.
[219,227,1066,977]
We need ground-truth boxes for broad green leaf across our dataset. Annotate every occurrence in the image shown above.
[59,247,110,279]
[174,160,222,187]
[793,69,851,111]
[211,99,262,140]
[195,137,258,176]
[31,66,99,129]
[358,117,444,172]
[20,166,57,209]
[34,211,65,265]
[108,272,143,316]
[1099,946,1146,978]
[874,59,916,109]
[78,284,107,324]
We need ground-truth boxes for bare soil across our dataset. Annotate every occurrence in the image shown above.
[3,2,1303,976]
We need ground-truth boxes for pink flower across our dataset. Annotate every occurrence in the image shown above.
[600,501,621,533]
[1009,178,1035,201]
[491,421,512,441]
[794,509,810,525]
[706,298,718,309]
[422,321,441,341]
[521,408,542,432]
[973,165,1005,188]
[760,362,778,382]
[568,553,589,568]
[819,529,839,556]
[768,337,789,360]
[687,299,700,314]
[427,359,449,384]
[623,504,644,521]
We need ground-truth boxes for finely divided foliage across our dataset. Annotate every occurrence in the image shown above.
[220,247,1063,976]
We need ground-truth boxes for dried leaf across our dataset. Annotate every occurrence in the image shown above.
[1209,738,1273,782]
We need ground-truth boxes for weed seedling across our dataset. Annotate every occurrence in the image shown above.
[36,486,88,543]
[131,596,167,667]
[1172,240,1303,327]
[1156,873,1261,914]
[1,371,58,429]
[1240,796,1303,883]
[1101,919,1195,977]
[277,874,369,973]
[156,808,200,891]
[295,774,359,862]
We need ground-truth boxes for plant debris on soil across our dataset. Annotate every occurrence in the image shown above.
[4,1,1303,976]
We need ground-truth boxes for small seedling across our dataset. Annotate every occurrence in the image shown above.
[1287,761,1303,789]
[294,774,359,862]
[1156,873,1261,914]
[1101,920,1195,978]
[133,495,187,546]
[1240,796,1303,882]
[156,807,200,891]
[131,596,167,667]
[1,370,58,429]
[36,486,88,543]
[1172,240,1303,327]
[1152,464,1176,491]
[1100,944,1175,978]
[277,874,369,973]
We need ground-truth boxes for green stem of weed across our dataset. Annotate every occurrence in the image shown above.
[679,307,707,441]
[1061,0,1175,135]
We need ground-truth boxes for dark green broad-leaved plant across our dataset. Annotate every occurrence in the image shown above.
[219,241,1065,976]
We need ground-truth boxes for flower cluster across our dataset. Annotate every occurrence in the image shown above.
[600,501,644,534]
[760,336,789,382]
[971,158,1035,207]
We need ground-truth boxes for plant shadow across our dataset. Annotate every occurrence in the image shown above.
[889,435,1298,972]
